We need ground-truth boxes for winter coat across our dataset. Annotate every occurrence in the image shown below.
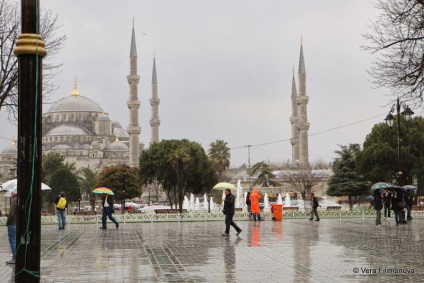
[249,189,261,214]
[246,192,251,206]
[222,193,235,215]
[373,192,383,210]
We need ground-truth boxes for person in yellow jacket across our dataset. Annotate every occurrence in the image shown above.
[249,189,262,221]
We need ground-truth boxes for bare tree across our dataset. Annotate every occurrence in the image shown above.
[363,0,424,103]
[146,179,165,203]
[283,163,327,202]
[0,0,66,120]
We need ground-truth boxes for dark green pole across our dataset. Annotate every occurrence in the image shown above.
[14,0,46,282]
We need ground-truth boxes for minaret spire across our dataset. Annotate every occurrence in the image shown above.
[290,68,300,162]
[127,20,141,166]
[150,54,160,144]
[296,38,310,165]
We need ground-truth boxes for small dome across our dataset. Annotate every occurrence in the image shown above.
[105,141,129,151]
[1,142,17,155]
[46,125,88,136]
[112,120,122,128]
[96,113,111,121]
[114,127,129,138]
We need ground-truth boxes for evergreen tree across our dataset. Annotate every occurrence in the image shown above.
[327,144,369,210]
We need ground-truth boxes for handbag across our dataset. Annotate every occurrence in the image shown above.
[397,201,406,208]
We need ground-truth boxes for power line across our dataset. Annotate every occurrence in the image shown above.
[230,112,385,150]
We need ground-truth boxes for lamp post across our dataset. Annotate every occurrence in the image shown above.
[384,97,414,185]
[78,187,81,212]
[121,164,127,214]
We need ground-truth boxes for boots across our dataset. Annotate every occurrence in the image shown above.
[253,214,257,221]
[257,214,261,221]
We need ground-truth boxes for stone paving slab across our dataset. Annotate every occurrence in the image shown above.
[0,218,422,282]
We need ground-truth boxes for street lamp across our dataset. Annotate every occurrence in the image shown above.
[384,97,414,185]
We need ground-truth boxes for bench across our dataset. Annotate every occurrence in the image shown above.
[127,210,142,214]
[235,208,242,212]
[412,205,424,211]
[283,206,298,210]
[154,209,187,214]
[326,206,341,211]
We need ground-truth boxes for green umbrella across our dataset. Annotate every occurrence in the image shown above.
[371,182,391,190]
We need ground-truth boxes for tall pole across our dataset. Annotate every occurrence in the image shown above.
[122,166,126,214]
[14,0,47,281]
[246,145,251,190]
[78,187,81,212]
[396,98,402,185]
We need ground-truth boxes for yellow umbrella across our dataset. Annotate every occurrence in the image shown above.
[213,182,237,192]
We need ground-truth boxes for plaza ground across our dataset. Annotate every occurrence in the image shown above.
[0,218,422,282]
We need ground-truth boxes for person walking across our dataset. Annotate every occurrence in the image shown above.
[309,193,320,221]
[405,190,414,220]
[391,190,403,227]
[383,191,391,218]
[249,189,261,221]
[222,188,242,236]
[100,193,119,229]
[373,189,383,226]
[245,191,251,215]
[6,188,17,264]
[55,192,67,230]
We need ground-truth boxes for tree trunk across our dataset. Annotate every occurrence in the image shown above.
[348,195,353,211]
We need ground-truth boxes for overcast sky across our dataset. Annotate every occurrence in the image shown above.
[0,0,412,168]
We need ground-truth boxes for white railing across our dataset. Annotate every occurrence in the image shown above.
[0,210,422,225]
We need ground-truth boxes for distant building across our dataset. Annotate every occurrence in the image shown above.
[0,23,164,182]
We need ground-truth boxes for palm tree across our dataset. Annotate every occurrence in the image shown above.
[208,140,230,181]
[251,161,280,187]
[77,167,99,211]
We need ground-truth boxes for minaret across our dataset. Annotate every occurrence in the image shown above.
[127,20,141,166]
[290,69,300,162]
[150,54,160,145]
[296,39,310,165]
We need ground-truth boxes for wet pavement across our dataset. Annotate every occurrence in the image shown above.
[0,218,423,282]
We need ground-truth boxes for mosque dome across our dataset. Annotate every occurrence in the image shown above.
[112,120,122,128]
[105,141,129,151]
[46,125,88,136]
[96,113,111,121]
[47,95,103,113]
[46,79,103,113]
[1,141,17,155]
[114,127,129,138]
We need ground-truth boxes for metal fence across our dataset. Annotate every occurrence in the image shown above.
[1,210,423,225]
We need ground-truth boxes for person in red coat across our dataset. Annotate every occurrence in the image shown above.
[249,189,262,221]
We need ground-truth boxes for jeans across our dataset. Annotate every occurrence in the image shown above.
[384,204,391,218]
[102,206,118,228]
[375,209,382,225]
[8,225,16,259]
[394,210,402,225]
[56,210,66,228]
[225,213,241,234]
[406,205,412,219]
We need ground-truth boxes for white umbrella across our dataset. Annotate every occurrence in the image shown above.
[1,179,52,197]
[1,179,52,192]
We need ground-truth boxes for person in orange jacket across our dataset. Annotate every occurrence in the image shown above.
[249,189,262,221]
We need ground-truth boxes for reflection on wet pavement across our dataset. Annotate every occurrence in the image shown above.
[0,219,423,282]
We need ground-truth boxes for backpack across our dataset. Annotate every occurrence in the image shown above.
[57,197,67,210]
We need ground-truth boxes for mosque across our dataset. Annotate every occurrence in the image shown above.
[0,24,161,183]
